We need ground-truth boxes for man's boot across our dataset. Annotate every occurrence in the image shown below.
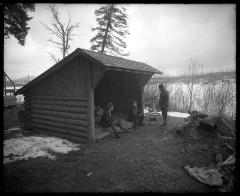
[111,125,120,138]
[113,130,120,138]
[160,118,167,128]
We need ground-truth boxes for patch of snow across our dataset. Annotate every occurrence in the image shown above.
[4,136,80,164]
[147,111,189,118]
[168,112,190,118]
[5,127,22,132]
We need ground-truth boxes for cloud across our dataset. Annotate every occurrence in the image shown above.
[4,4,236,79]
[124,4,236,74]
[4,35,52,78]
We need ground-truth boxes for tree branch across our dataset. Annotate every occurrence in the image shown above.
[42,5,79,61]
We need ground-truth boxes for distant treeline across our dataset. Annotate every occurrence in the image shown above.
[5,75,36,87]
[149,71,235,84]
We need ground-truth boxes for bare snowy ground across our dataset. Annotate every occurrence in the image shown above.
[4,111,189,164]
[147,111,190,118]
[4,128,80,164]
[166,111,190,118]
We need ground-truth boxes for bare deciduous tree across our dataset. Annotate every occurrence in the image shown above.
[185,57,199,112]
[42,5,79,62]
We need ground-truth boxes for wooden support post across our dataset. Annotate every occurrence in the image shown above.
[136,73,154,115]
[87,64,95,143]
[136,74,144,114]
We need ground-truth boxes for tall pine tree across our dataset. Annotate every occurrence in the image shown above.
[90,4,130,56]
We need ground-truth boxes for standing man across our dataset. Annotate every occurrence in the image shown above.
[158,84,169,128]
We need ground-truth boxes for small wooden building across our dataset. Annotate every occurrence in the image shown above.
[16,48,161,143]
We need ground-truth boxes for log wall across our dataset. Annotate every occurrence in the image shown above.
[29,56,87,97]
[24,55,92,142]
[94,71,141,113]
[110,91,140,112]
[30,96,88,142]
[24,93,31,130]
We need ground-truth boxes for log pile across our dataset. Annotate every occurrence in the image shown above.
[174,111,236,192]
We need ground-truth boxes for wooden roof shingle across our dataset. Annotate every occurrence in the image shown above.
[16,48,162,94]
[78,48,161,74]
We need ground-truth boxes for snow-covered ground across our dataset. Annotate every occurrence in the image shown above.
[146,111,189,118]
[167,111,190,118]
[4,134,80,164]
[146,79,236,119]
[3,111,188,164]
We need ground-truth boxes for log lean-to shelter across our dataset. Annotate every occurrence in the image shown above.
[15,48,162,143]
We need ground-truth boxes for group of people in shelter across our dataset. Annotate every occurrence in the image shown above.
[98,84,169,138]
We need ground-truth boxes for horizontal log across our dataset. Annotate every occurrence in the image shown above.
[115,104,130,107]
[31,103,87,114]
[32,109,87,120]
[111,97,135,102]
[112,101,136,104]
[32,128,88,143]
[112,95,136,98]
[31,96,87,102]
[111,99,136,103]
[111,90,136,93]
[32,118,88,133]
[31,122,88,138]
[113,103,132,106]
[31,113,88,127]
[31,99,87,107]
[112,93,138,96]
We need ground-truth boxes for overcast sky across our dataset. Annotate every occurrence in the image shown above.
[4,3,236,79]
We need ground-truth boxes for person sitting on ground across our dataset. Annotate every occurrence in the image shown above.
[127,100,144,128]
[158,84,169,128]
[100,102,129,138]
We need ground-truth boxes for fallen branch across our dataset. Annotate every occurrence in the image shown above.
[224,143,235,153]
[217,132,233,141]
[221,118,235,136]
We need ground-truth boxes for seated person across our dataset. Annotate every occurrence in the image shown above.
[127,100,144,128]
[100,102,129,138]
[94,105,104,122]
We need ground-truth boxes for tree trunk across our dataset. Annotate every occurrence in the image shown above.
[189,89,193,112]
[101,4,114,53]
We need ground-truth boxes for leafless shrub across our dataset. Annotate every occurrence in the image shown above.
[185,57,199,112]
[168,83,189,112]
[201,80,235,119]
[144,69,235,120]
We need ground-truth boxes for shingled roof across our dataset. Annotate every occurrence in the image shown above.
[79,48,161,74]
[16,48,161,95]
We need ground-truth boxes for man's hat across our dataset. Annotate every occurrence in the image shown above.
[107,102,113,110]
[158,84,164,89]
